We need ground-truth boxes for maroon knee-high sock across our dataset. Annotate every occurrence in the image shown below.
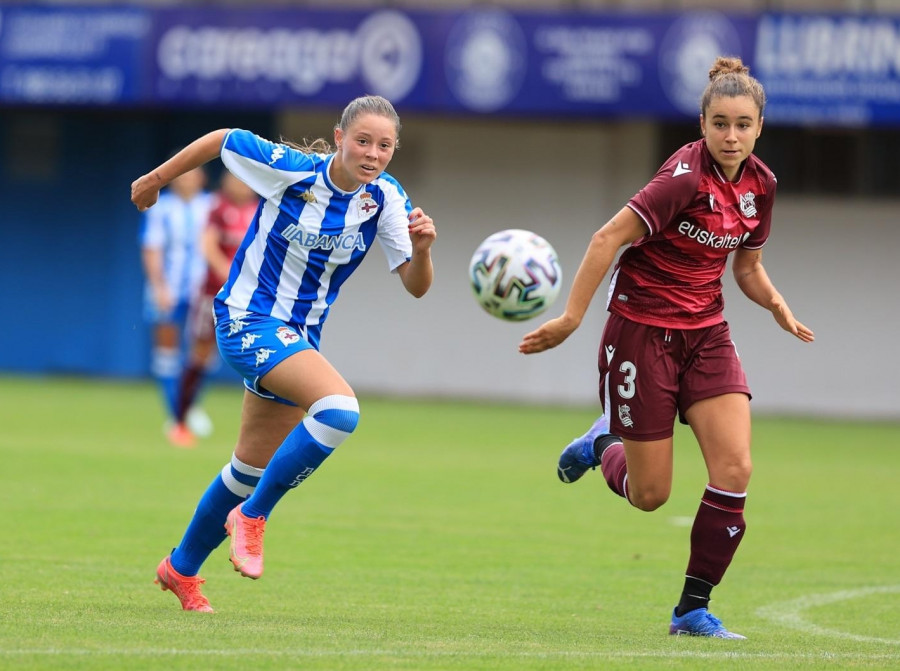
[685,484,747,586]
[599,440,629,502]
[175,363,204,424]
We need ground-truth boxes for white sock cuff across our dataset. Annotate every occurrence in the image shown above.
[221,453,265,498]
[303,395,359,449]
[308,394,359,416]
[231,453,265,478]
[706,484,747,499]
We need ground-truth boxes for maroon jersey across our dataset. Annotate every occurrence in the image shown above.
[610,140,776,329]
[202,192,259,296]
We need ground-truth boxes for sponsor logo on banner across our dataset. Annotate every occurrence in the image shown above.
[658,12,743,115]
[445,9,527,112]
[155,10,422,101]
[754,14,900,124]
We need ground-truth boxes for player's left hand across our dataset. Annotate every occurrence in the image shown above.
[518,314,579,354]
[772,301,815,343]
[408,207,436,252]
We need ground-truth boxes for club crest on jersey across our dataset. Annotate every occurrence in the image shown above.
[740,191,757,217]
[357,192,379,218]
[300,190,317,204]
[275,326,301,347]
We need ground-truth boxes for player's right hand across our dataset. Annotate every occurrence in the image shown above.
[131,173,162,211]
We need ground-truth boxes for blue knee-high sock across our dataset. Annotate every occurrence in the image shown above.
[170,454,264,576]
[151,346,181,419]
[241,395,360,520]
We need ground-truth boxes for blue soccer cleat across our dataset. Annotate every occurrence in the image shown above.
[669,607,747,639]
[557,415,610,483]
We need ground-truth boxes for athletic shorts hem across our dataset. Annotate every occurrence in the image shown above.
[615,428,675,442]
[683,385,752,410]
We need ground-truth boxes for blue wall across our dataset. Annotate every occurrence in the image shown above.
[0,108,274,380]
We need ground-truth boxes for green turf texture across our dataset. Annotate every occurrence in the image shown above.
[1,375,898,670]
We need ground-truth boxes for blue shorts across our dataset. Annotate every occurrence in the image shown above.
[143,296,191,326]
[214,307,314,406]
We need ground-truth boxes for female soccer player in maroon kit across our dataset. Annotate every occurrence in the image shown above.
[519,56,814,639]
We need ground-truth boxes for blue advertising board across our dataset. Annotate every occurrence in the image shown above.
[754,13,900,126]
[0,5,148,104]
[1,5,899,126]
[143,8,757,121]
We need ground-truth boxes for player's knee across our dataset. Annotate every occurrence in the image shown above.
[711,457,753,493]
[304,394,360,448]
[629,485,670,512]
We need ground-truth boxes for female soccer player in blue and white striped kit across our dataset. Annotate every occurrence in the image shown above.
[131,95,436,612]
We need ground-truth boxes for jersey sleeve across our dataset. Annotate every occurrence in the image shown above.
[627,147,702,235]
[373,175,414,272]
[220,129,316,203]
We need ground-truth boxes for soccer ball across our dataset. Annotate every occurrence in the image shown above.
[468,229,563,322]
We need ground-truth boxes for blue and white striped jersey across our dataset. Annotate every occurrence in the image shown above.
[139,190,212,305]
[217,129,414,348]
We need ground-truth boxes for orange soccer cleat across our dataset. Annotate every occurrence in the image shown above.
[166,423,196,449]
[155,556,214,612]
[225,504,266,579]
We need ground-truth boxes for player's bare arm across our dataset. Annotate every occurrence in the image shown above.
[519,207,645,354]
[733,247,815,343]
[397,207,436,298]
[131,130,229,211]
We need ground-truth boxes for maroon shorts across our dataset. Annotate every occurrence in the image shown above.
[597,313,751,441]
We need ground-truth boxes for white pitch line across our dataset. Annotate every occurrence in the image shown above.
[1,649,898,661]
[756,585,900,645]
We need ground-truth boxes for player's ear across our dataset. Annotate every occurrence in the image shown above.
[757,116,764,138]
[699,114,706,137]
[334,127,344,150]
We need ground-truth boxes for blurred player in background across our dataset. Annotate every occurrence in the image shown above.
[519,57,814,639]
[168,170,261,448]
[138,161,212,446]
[131,95,437,612]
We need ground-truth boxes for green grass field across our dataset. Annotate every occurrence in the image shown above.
[1,375,898,670]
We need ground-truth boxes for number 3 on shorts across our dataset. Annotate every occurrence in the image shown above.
[618,361,636,400]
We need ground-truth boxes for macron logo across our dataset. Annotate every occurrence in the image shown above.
[673,161,691,177]
[727,526,741,538]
